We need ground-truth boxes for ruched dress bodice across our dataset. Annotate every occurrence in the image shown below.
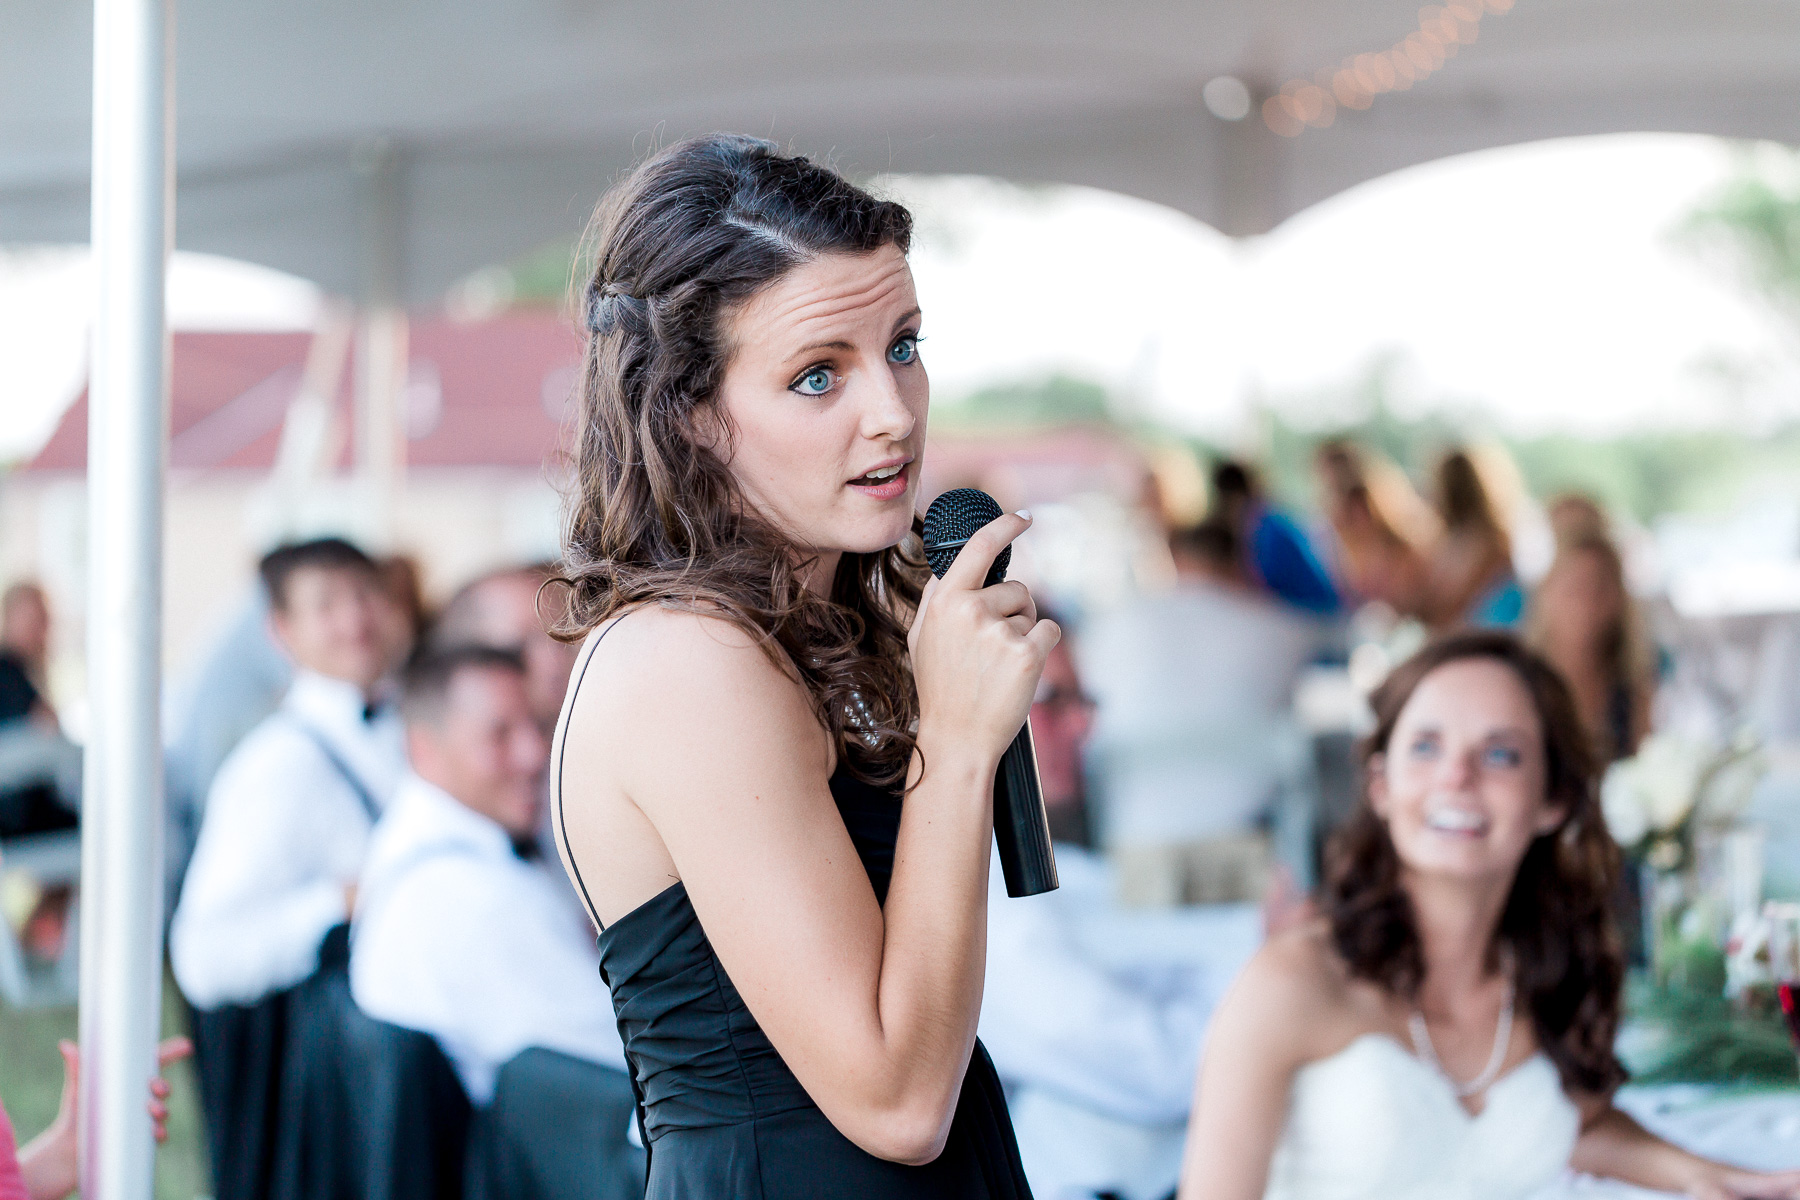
[1262,1034,1579,1200]
[593,767,1034,1199]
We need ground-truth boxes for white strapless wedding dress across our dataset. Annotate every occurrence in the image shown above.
[1263,1034,1580,1200]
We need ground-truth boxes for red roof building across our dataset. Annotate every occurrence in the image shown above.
[26,311,584,474]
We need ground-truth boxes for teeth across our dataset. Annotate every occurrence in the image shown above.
[863,464,902,481]
[1426,808,1486,834]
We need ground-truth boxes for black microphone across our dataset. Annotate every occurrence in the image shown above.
[921,488,1059,898]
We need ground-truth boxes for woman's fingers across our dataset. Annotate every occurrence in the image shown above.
[1024,617,1062,658]
[156,1035,193,1067]
[56,1039,80,1118]
[908,574,939,652]
[937,513,1030,594]
[1713,1168,1800,1198]
[977,580,1036,622]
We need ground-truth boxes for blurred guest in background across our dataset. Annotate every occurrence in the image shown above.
[171,537,407,1200]
[376,554,430,675]
[1209,462,1341,617]
[173,537,406,1006]
[161,585,293,917]
[1426,448,1523,630]
[1547,492,1611,550]
[983,630,1262,1200]
[1,583,52,704]
[1082,523,1322,906]
[0,582,74,841]
[428,564,578,734]
[1029,627,1100,849]
[1528,535,1651,764]
[352,647,632,1125]
[1312,442,1434,619]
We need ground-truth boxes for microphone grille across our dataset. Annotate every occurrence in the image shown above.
[921,488,1009,581]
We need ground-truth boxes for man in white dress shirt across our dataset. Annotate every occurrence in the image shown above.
[169,536,406,1200]
[981,633,1263,1200]
[1080,523,1323,906]
[351,645,627,1105]
[429,564,578,735]
[172,536,404,1008]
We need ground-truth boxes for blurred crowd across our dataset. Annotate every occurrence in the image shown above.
[0,434,1662,1200]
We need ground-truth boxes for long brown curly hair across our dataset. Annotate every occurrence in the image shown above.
[554,134,927,784]
[1325,630,1628,1095]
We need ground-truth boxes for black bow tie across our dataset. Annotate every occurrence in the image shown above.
[511,835,542,862]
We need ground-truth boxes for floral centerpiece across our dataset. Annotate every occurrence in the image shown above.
[1601,730,1766,994]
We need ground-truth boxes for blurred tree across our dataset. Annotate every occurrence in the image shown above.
[1676,144,1800,336]
[933,374,1115,428]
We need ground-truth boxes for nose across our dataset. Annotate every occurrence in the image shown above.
[859,358,917,444]
[1436,743,1479,790]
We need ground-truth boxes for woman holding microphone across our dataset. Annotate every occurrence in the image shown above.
[550,135,1052,1198]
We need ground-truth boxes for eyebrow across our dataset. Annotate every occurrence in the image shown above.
[1404,724,1532,740]
[787,308,923,360]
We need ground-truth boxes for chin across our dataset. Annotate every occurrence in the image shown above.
[834,515,918,555]
[1400,845,1522,885]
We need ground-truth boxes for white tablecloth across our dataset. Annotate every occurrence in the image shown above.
[1531,1087,1800,1197]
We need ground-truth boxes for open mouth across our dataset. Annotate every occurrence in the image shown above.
[847,460,910,497]
[1424,805,1489,836]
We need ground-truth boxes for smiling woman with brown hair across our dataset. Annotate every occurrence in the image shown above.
[1179,631,1800,1200]
[549,135,1053,1198]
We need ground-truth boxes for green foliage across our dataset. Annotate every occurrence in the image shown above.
[933,374,1116,429]
[1676,145,1800,325]
[1623,976,1799,1087]
[505,242,583,306]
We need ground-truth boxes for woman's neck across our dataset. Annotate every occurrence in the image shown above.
[1405,871,1511,1013]
[798,549,843,598]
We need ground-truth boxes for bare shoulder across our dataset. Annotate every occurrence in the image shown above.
[1239,922,1348,1010]
[1213,920,1358,1061]
[571,606,805,722]
[563,605,829,794]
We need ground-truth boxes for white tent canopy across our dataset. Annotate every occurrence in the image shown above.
[6,0,1800,303]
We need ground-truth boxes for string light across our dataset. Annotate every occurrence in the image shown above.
[1263,0,1515,136]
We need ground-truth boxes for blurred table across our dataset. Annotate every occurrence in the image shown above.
[1531,1086,1800,1197]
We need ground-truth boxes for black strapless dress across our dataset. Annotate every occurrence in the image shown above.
[591,767,1033,1199]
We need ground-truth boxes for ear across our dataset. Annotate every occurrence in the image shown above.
[1534,800,1568,838]
[267,610,294,656]
[1366,752,1390,818]
[405,723,437,776]
[684,400,728,456]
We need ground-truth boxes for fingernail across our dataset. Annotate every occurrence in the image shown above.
[1016,509,1031,521]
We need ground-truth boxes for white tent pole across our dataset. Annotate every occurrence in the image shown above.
[80,0,172,1194]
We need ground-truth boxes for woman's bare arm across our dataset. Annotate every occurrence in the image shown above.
[1571,1098,1800,1199]
[560,516,1054,1164]
[1178,932,1340,1200]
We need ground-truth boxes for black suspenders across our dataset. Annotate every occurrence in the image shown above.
[287,719,382,823]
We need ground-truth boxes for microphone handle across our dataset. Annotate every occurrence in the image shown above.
[993,720,1058,897]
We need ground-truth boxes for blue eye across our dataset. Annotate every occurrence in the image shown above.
[1484,745,1523,768]
[1409,733,1439,758]
[791,367,833,396]
[888,334,919,365]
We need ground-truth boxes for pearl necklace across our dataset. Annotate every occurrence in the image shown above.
[1408,964,1516,1100]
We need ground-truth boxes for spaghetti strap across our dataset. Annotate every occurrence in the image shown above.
[554,613,631,932]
